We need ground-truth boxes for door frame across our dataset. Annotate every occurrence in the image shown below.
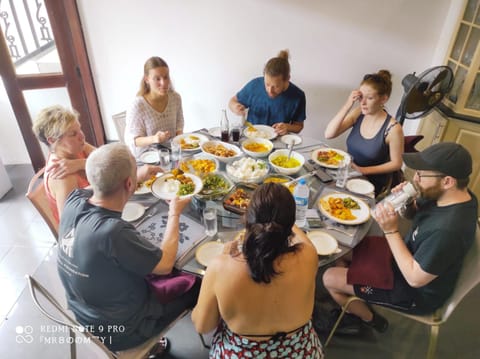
[0,0,104,172]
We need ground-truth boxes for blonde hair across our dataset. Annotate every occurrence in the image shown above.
[137,56,169,96]
[86,143,135,196]
[32,105,79,147]
[264,49,290,80]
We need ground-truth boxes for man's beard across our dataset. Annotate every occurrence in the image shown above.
[418,181,443,201]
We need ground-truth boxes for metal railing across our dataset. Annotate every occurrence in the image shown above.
[0,0,54,66]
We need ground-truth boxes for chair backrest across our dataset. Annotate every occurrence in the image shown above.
[25,275,116,359]
[439,225,480,322]
[112,111,127,144]
[25,167,59,240]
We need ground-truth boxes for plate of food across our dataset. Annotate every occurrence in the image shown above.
[195,241,225,267]
[307,230,339,256]
[121,202,145,222]
[139,150,159,164]
[226,157,269,183]
[134,174,158,195]
[151,169,203,200]
[311,148,350,169]
[201,140,242,163]
[243,125,277,140]
[179,155,218,177]
[172,133,208,151]
[223,184,257,215]
[317,193,370,225]
[196,172,234,200]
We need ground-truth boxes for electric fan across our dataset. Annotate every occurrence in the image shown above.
[396,65,454,125]
[395,66,454,152]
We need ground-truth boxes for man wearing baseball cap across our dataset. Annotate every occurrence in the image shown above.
[323,142,478,335]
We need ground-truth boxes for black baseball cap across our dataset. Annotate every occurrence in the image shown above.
[403,142,472,179]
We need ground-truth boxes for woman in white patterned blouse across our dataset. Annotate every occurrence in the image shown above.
[125,56,184,157]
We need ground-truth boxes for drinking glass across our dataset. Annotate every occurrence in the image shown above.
[170,142,182,168]
[335,157,350,188]
[203,207,218,237]
[158,149,170,170]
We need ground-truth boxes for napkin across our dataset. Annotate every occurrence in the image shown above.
[347,236,394,289]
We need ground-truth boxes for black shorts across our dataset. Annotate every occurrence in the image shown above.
[353,272,416,311]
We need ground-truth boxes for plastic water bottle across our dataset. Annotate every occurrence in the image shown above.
[294,178,309,227]
[373,182,418,218]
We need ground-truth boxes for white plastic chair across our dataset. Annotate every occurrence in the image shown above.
[26,275,191,358]
[325,225,480,359]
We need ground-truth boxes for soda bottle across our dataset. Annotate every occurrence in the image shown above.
[220,109,229,142]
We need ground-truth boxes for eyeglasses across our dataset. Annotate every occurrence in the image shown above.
[415,171,446,180]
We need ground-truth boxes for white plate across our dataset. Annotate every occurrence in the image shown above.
[121,202,145,222]
[151,172,203,200]
[307,230,338,256]
[346,178,375,196]
[139,151,160,164]
[208,127,221,138]
[195,241,224,267]
[281,134,302,146]
[311,148,350,169]
[317,192,370,225]
[243,125,277,140]
[172,133,209,151]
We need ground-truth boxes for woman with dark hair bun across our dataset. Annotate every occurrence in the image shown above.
[192,183,324,358]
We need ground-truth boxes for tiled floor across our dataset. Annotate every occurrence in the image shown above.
[0,164,479,358]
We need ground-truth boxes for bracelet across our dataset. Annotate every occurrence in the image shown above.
[168,214,180,218]
[384,230,399,235]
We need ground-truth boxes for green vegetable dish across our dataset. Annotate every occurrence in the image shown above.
[343,197,360,209]
[201,174,229,194]
[178,183,195,196]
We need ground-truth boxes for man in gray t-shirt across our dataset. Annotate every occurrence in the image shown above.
[57,143,198,351]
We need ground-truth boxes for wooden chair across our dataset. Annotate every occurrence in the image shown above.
[325,225,480,359]
[26,275,193,358]
[25,167,58,240]
[112,111,127,144]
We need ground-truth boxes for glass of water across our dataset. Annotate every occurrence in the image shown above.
[170,142,182,168]
[203,207,218,237]
[335,157,350,188]
[158,149,170,170]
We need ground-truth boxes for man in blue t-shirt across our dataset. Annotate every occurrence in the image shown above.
[229,49,306,136]
[57,143,198,354]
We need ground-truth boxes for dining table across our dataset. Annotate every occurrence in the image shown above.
[131,128,381,277]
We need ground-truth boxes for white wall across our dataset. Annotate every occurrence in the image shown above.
[0,0,463,164]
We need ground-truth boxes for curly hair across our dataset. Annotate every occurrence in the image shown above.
[242,183,301,283]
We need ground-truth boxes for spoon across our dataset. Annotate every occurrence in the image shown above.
[287,139,295,160]
[245,121,257,131]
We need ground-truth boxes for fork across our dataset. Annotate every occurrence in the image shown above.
[135,206,157,227]
[322,224,354,237]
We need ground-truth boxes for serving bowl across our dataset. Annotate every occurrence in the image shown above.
[179,154,219,177]
[201,140,242,163]
[226,157,269,184]
[268,149,305,175]
[241,138,274,158]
